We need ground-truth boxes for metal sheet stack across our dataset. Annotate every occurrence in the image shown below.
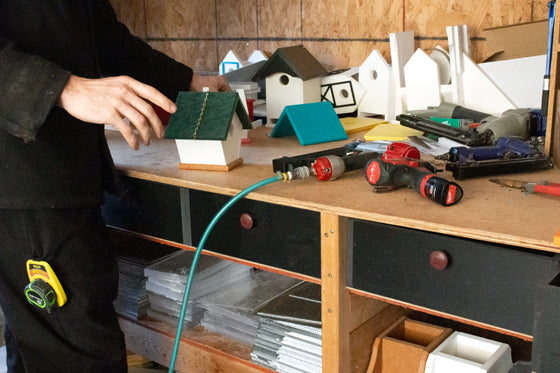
[143,250,252,327]
[197,269,302,345]
[113,236,178,319]
[251,282,322,373]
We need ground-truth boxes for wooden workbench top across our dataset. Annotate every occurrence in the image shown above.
[106,126,560,254]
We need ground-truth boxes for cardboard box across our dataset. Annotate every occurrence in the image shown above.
[484,20,548,61]
[365,317,452,373]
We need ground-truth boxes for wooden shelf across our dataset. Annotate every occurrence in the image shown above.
[119,316,272,373]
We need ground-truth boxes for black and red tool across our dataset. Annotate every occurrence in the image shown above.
[310,142,422,181]
[311,151,379,181]
[364,142,463,206]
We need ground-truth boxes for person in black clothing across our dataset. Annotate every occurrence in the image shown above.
[0,1,229,371]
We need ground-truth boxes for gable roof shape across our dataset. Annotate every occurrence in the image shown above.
[165,91,252,141]
[224,60,266,82]
[252,45,328,81]
[270,101,347,145]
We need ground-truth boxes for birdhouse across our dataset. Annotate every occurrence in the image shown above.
[248,50,269,64]
[253,45,327,126]
[219,50,249,75]
[165,91,252,171]
[358,49,395,120]
[321,67,366,115]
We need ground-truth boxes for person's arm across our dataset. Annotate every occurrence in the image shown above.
[190,72,231,92]
[56,74,176,150]
[0,37,70,142]
[0,37,176,149]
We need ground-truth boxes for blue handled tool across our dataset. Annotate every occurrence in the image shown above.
[541,0,556,136]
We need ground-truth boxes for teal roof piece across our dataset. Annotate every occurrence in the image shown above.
[252,45,328,82]
[165,91,252,141]
[270,101,348,146]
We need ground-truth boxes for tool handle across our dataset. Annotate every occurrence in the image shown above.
[534,183,560,196]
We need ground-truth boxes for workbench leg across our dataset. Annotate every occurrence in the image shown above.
[321,213,351,373]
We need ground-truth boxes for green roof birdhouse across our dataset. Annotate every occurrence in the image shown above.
[165,91,252,171]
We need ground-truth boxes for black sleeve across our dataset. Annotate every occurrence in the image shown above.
[0,37,71,142]
[89,0,193,102]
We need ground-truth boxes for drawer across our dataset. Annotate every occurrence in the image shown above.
[351,219,559,335]
[102,177,184,243]
[189,190,321,278]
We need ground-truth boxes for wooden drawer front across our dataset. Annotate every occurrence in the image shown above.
[351,220,558,335]
[189,190,321,278]
[102,177,183,243]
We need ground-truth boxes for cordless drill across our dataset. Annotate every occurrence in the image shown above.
[364,143,463,206]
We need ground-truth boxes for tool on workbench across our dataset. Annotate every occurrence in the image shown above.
[272,142,363,173]
[408,102,491,123]
[25,260,67,313]
[399,103,539,146]
[364,143,463,206]
[489,178,560,196]
[436,135,554,180]
[306,150,381,181]
[435,137,540,163]
[397,113,491,146]
[444,154,554,180]
[541,0,557,136]
[274,141,426,181]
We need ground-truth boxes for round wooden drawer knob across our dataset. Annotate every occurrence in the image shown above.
[240,213,254,230]
[430,251,449,270]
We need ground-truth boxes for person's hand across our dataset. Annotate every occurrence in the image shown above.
[56,75,176,150]
[189,72,231,92]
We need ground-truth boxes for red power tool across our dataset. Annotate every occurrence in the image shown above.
[364,142,463,206]
[311,150,381,181]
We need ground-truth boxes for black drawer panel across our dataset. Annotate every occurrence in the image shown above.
[352,219,558,335]
[102,177,183,243]
[190,190,321,278]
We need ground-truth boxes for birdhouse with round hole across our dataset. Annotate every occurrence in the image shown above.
[252,45,327,127]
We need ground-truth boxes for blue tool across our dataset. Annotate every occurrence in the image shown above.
[541,0,556,136]
[434,137,540,164]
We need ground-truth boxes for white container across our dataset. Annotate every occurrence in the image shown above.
[424,331,513,373]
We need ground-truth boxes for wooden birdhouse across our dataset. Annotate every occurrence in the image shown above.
[321,67,366,115]
[165,91,252,171]
[253,45,327,126]
[219,50,249,75]
[358,49,395,120]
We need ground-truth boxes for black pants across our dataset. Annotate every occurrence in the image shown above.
[0,208,127,372]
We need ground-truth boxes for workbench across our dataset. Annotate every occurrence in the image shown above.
[104,126,560,373]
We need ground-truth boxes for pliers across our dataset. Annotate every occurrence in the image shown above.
[490,178,560,196]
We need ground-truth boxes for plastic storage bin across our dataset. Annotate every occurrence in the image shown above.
[424,331,513,373]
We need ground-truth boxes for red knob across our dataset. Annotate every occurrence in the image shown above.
[240,213,254,230]
[430,251,448,270]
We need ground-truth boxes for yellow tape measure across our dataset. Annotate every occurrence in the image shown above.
[25,260,67,312]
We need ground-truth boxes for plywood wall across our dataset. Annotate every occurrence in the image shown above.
[109,0,549,72]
